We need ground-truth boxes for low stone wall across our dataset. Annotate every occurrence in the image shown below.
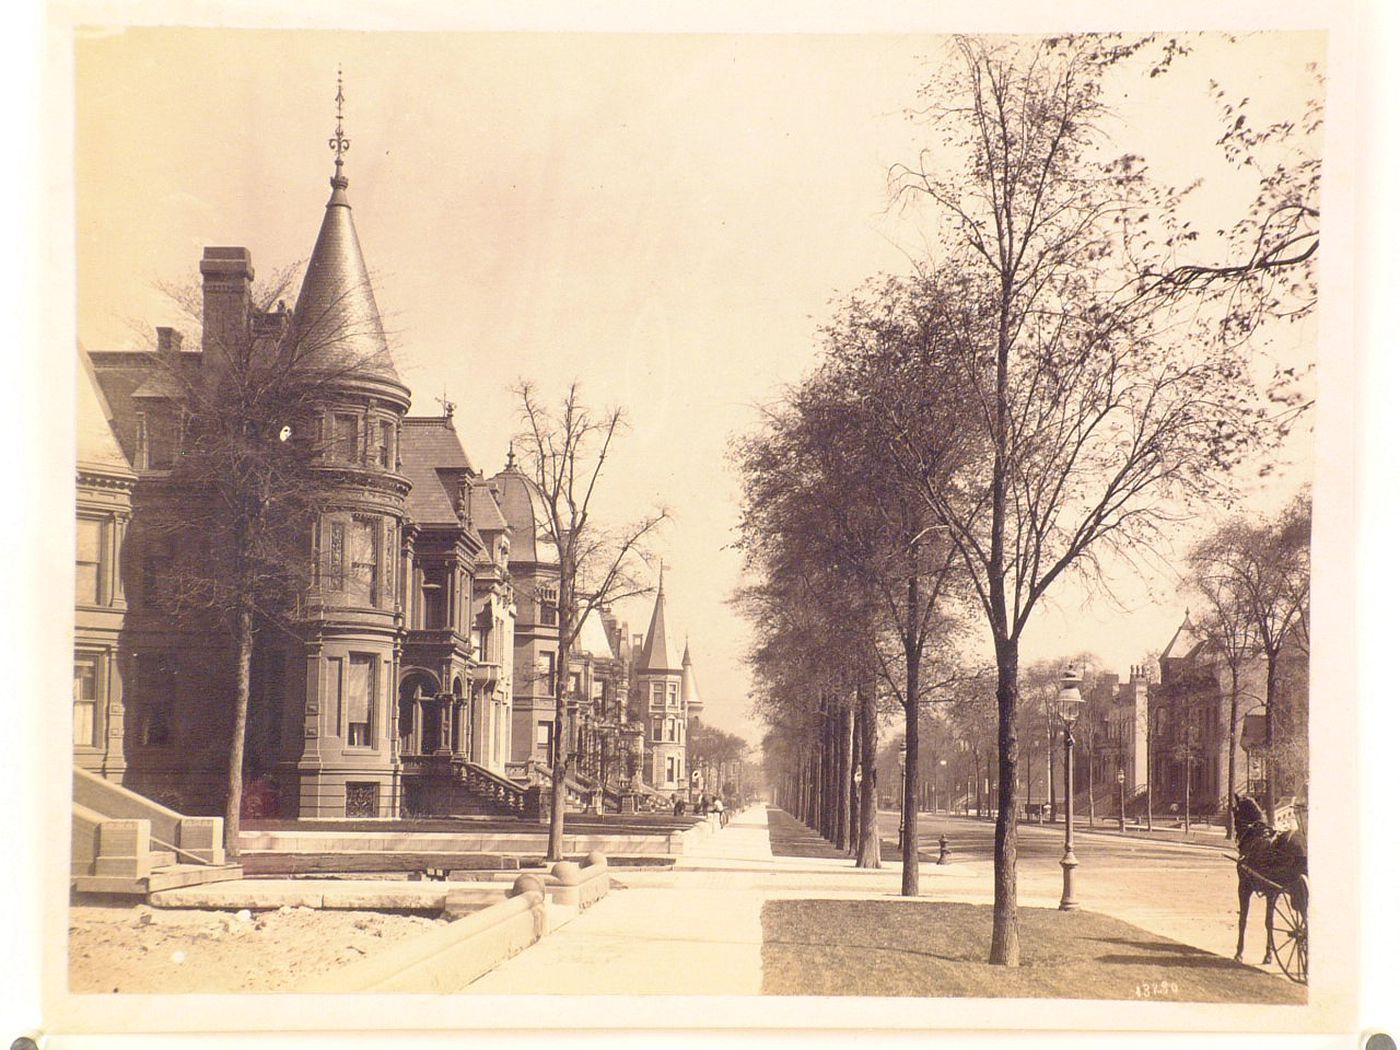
[543,853,610,909]
[295,854,615,992]
[242,827,704,857]
[302,889,549,993]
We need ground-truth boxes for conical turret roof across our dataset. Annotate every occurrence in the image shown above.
[680,641,703,710]
[288,155,401,386]
[637,569,680,673]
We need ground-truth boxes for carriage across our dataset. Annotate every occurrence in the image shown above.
[1232,796,1308,985]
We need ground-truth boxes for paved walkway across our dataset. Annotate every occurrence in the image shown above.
[465,805,774,994]
[463,804,1276,993]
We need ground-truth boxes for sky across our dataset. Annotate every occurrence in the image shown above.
[73,27,1324,744]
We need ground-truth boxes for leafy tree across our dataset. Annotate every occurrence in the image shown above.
[514,381,668,861]
[734,304,972,892]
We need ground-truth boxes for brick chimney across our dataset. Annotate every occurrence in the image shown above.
[199,247,254,358]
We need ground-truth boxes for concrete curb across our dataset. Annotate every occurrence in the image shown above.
[299,854,615,992]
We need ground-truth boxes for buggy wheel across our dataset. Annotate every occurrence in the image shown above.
[1268,875,1308,984]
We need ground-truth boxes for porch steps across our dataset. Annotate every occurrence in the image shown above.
[71,766,243,899]
[74,863,245,896]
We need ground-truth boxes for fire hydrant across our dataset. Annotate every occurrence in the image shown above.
[937,834,951,865]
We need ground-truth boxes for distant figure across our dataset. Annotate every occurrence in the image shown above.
[672,793,685,817]
[713,795,727,827]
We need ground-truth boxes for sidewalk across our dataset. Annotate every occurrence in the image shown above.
[462,805,1274,993]
[463,804,776,994]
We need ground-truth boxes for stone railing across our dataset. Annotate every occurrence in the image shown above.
[454,760,527,814]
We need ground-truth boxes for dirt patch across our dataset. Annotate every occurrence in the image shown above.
[69,901,449,994]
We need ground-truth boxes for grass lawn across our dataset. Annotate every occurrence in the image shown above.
[761,899,1305,1003]
[765,806,932,864]
[765,807,849,859]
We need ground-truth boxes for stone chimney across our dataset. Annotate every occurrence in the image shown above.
[155,326,184,355]
[199,247,255,358]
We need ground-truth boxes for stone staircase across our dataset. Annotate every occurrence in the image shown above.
[71,767,242,896]
[453,760,528,817]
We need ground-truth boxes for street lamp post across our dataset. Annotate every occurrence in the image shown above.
[1055,664,1085,911]
[1117,767,1126,833]
[937,758,947,815]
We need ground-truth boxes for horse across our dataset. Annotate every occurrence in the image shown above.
[1232,794,1307,966]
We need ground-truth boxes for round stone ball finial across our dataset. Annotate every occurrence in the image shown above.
[550,860,583,885]
[509,873,545,898]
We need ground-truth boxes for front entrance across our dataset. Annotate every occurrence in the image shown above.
[398,670,441,756]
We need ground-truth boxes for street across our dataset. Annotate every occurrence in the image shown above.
[883,810,1270,967]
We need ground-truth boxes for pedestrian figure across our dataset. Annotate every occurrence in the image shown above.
[671,792,684,817]
[713,795,727,827]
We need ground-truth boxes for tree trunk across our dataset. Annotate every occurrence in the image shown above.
[836,705,852,851]
[1264,651,1278,825]
[1086,728,1095,826]
[547,621,571,862]
[902,663,920,896]
[1225,664,1241,838]
[989,636,1021,966]
[225,598,253,859]
[856,676,882,869]
[1145,721,1154,831]
[847,708,859,852]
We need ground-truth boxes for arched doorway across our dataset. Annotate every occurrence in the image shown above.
[398,670,440,755]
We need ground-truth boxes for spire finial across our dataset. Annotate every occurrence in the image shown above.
[658,560,665,593]
[435,388,455,419]
[328,66,350,189]
[505,441,516,469]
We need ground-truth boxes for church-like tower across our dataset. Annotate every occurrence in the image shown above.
[635,570,688,794]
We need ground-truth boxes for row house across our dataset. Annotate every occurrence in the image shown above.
[73,112,706,821]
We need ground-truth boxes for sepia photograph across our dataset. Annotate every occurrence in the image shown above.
[8,0,1395,1044]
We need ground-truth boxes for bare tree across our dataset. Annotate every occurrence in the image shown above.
[513,381,668,861]
[1185,491,1309,823]
[886,36,1290,965]
[1187,527,1261,836]
[132,264,399,856]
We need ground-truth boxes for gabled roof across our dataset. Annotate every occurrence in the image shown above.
[467,477,510,533]
[577,607,618,661]
[1162,613,1205,662]
[287,170,402,386]
[637,572,680,673]
[76,348,134,478]
[399,416,471,527]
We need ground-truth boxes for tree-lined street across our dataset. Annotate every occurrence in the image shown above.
[463,805,1296,999]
